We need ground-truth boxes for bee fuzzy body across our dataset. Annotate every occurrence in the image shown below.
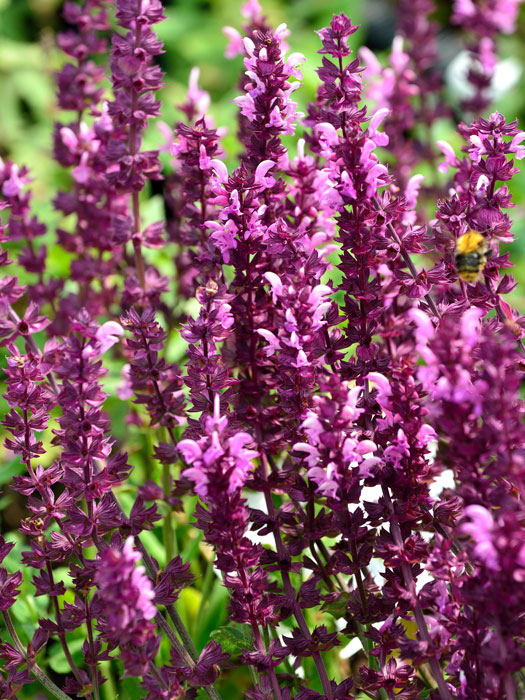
[454,232,490,284]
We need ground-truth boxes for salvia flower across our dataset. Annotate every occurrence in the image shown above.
[94,536,158,675]
[2,2,525,699]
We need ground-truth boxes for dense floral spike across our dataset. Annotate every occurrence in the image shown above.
[415,310,525,698]
[305,14,397,381]
[359,37,419,188]
[107,0,167,304]
[166,117,222,299]
[234,25,304,175]
[181,280,236,417]
[178,399,282,695]
[52,0,133,329]
[3,1,525,698]
[55,0,109,114]
[452,0,522,114]
[223,0,274,153]
[393,0,446,185]
[433,112,525,336]
[396,0,443,115]
[0,160,55,310]
[121,306,185,432]
[93,537,158,676]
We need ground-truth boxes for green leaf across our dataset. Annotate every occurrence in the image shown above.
[195,577,229,651]
[48,638,85,674]
[210,622,252,656]
[0,455,24,485]
[320,592,349,619]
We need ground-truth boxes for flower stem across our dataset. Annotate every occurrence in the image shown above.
[194,554,215,635]
[128,1,146,293]
[372,196,441,320]
[104,492,223,700]
[162,426,175,564]
[45,563,95,700]
[382,487,452,700]
[259,453,334,700]
[2,611,74,700]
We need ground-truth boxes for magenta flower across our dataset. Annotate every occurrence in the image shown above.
[179,399,257,500]
[94,536,158,676]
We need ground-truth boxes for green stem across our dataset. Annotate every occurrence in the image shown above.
[259,460,334,700]
[154,611,194,665]
[84,597,101,700]
[2,611,74,700]
[418,664,434,690]
[382,487,452,700]
[162,458,174,563]
[194,554,216,635]
[315,542,386,698]
[45,563,94,700]
[105,494,223,700]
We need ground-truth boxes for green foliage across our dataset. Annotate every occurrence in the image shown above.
[210,622,253,656]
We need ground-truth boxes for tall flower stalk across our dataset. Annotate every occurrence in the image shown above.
[2,1,525,698]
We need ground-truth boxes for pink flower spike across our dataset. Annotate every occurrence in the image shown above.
[367,372,391,398]
[2,165,28,197]
[178,439,203,464]
[307,284,332,307]
[460,505,499,570]
[408,308,435,343]
[243,37,256,58]
[293,350,309,368]
[365,163,388,196]
[293,442,319,457]
[390,36,409,72]
[355,440,377,455]
[475,174,490,193]
[228,432,254,456]
[199,144,212,171]
[340,170,357,199]
[264,271,283,301]
[254,160,276,186]
[360,139,378,167]
[479,37,497,74]
[436,140,458,173]
[314,122,339,145]
[241,0,262,21]
[404,174,425,210]
[256,329,281,356]
[223,26,244,58]
[285,52,306,71]
[92,321,124,356]
[274,23,290,42]
[72,152,91,184]
[454,0,476,20]
[510,131,525,159]
[359,46,382,75]
[460,307,484,349]
[116,364,133,400]
[368,107,390,147]
[358,457,381,478]
[209,159,229,183]
[60,126,79,150]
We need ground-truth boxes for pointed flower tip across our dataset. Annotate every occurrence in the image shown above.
[254,160,276,185]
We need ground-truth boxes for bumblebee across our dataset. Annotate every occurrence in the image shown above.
[454,231,490,283]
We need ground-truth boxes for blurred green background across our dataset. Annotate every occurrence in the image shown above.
[2,1,525,698]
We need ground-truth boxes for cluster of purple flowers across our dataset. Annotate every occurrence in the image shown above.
[1,0,525,698]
